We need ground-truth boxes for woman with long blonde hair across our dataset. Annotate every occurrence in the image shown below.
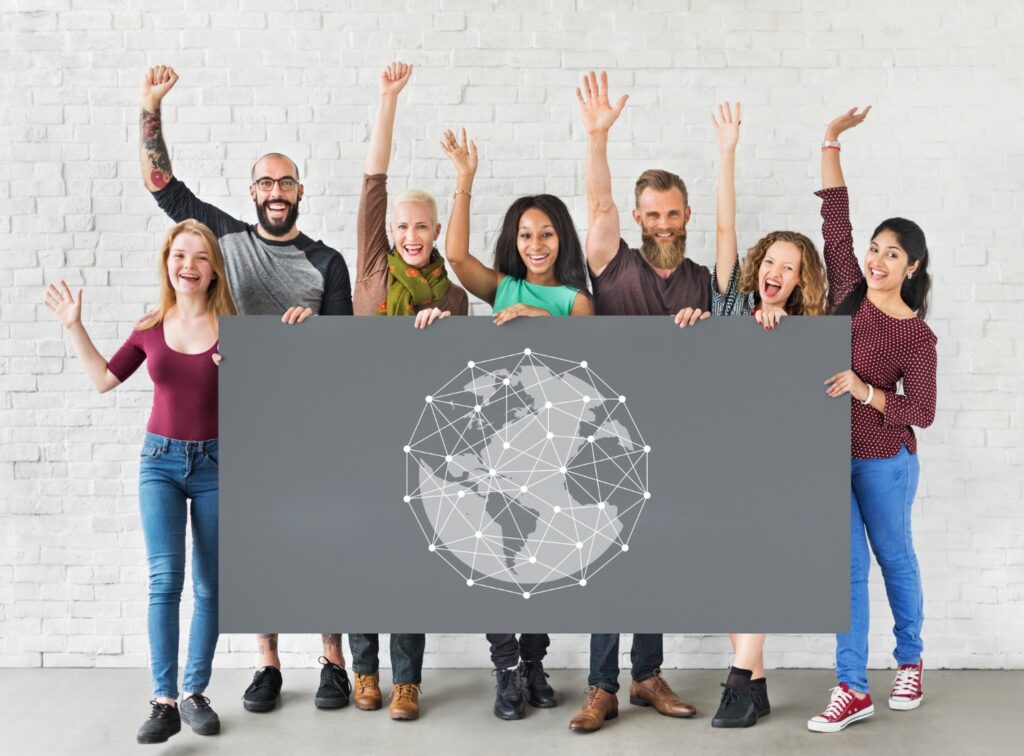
[45,219,236,745]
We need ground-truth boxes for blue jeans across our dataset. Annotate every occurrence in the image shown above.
[138,433,220,699]
[588,634,663,694]
[350,634,425,684]
[837,446,923,693]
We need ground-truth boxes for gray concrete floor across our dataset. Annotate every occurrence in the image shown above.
[0,668,1013,755]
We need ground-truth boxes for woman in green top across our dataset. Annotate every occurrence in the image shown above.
[440,128,594,323]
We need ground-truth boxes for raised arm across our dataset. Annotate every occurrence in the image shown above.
[821,106,870,190]
[576,70,628,277]
[365,62,412,175]
[44,282,121,393]
[139,65,180,192]
[712,102,741,294]
[440,128,500,304]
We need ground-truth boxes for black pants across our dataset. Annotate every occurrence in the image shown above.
[486,634,550,670]
[349,634,425,684]
[588,634,663,694]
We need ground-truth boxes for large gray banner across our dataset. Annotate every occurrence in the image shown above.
[219,316,850,633]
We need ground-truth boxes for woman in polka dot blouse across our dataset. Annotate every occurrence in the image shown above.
[807,108,938,734]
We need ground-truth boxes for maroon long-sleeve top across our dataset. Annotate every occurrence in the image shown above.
[817,186,937,459]
[107,322,219,441]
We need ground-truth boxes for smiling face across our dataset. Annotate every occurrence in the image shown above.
[249,155,303,237]
[391,201,441,267]
[165,231,215,298]
[633,187,691,270]
[864,229,920,293]
[516,207,560,280]
[757,241,803,308]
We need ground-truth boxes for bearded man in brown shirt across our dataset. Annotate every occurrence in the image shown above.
[566,70,703,735]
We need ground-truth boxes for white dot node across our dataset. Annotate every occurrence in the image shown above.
[489,469,496,477]
[524,348,532,355]
[559,466,567,474]
[503,378,510,386]
[467,361,475,368]
[428,544,436,552]
[403,445,411,453]
[643,491,651,500]
[503,441,511,450]
[523,592,531,599]
[475,531,482,539]
[587,436,595,443]
[583,395,591,403]
[619,395,626,403]
[466,579,474,586]
[529,556,537,564]
[580,360,588,368]
[547,431,554,440]
[474,405,481,413]
[425,395,433,403]
[621,544,630,552]
[544,401,552,409]
[403,495,411,503]
[598,502,606,510]
[576,541,584,550]
[553,505,561,513]
[520,485,528,493]
[457,490,466,499]
[580,579,587,587]
[643,445,651,453]
[445,455,452,463]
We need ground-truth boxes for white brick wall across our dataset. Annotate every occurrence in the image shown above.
[2,1,1022,672]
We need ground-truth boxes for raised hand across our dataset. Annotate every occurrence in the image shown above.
[712,101,742,153]
[440,128,478,178]
[380,61,413,97]
[576,70,628,136]
[141,65,179,110]
[44,280,82,331]
[825,106,871,140]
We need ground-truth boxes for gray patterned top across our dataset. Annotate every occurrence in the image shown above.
[710,259,756,318]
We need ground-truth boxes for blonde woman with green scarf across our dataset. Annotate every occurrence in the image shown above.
[354,61,468,330]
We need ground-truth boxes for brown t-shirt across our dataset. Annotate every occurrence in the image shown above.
[354,173,469,317]
[590,239,711,315]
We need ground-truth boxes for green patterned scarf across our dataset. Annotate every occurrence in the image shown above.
[377,247,452,316]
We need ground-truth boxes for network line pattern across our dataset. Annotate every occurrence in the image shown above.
[404,349,650,599]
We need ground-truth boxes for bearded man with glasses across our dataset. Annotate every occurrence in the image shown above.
[138,65,354,717]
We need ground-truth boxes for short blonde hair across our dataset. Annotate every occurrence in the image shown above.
[392,188,438,225]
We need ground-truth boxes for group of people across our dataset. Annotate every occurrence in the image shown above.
[45,65,937,744]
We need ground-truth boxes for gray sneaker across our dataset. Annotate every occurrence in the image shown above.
[180,694,221,735]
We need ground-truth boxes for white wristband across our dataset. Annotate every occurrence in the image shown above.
[861,384,874,405]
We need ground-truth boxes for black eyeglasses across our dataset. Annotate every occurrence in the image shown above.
[252,177,298,191]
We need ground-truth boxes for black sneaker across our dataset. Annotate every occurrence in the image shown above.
[522,660,557,708]
[136,700,181,744]
[315,657,351,709]
[750,678,771,719]
[493,666,526,720]
[243,666,283,712]
[711,683,758,728]
[180,694,220,735]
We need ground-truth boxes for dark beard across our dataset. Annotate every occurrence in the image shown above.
[255,199,299,237]
[640,229,687,269]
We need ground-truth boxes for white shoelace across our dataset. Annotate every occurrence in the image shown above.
[822,686,854,719]
[891,666,921,697]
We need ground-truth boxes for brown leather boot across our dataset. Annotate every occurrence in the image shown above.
[389,683,421,721]
[628,669,696,718]
[353,671,382,711]
[568,686,618,733]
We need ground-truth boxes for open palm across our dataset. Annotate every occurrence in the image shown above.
[826,106,871,139]
[44,281,82,330]
[576,70,628,135]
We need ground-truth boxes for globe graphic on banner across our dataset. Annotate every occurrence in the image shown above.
[404,349,650,598]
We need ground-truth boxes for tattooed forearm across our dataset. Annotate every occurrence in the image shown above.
[140,107,173,190]
[257,633,279,652]
[321,633,342,649]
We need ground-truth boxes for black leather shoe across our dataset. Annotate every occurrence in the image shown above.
[180,694,220,735]
[711,683,758,728]
[493,666,526,720]
[243,666,283,712]
[137,700,181,744]
[522,660,557,708]
[315,657,351,709]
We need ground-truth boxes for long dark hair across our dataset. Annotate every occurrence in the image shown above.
[835,217,931,319]
[493,195,591,294]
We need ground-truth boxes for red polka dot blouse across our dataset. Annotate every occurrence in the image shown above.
[817,186,937,459]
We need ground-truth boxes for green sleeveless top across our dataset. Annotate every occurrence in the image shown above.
[492,276,580,317]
